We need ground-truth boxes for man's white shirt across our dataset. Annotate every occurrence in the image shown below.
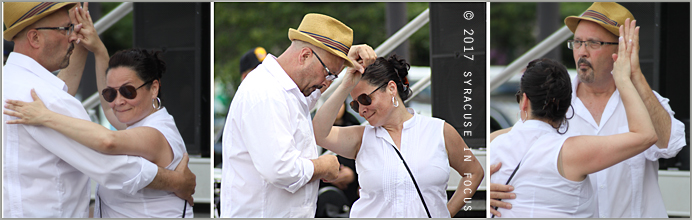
[566,75,686,218]
[221,54,320,218]
[2,52,158,218]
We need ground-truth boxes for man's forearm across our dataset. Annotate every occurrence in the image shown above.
[631,71,672,148]
[147,167,173,191]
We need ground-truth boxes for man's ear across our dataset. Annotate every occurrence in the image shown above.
[299,47,315,66]
[26,29,42,49]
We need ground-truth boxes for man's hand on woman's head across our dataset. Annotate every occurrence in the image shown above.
[342,44,376,88]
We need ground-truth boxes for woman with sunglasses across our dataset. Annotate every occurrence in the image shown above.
[312,54,484,217]
[4,45,193,217]
[488,33,656,217]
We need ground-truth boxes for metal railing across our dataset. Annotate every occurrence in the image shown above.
[489,26,573,91]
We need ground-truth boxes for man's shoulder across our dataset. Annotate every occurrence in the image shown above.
[4,72,86,118]
[235,71,288,103]
[3,70,47,100]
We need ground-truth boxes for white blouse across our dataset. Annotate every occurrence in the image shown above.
[94,107,193,218]
[489,120,596,218]
[350,109,450,218]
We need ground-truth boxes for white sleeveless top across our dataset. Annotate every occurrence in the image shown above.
[94,107,193,218]
[489,120,596,218]
[350,108,450,218]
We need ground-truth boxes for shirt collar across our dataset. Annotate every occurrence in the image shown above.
[402,108,417,129]
[516,119,557,133]
[375,108,418,139]
[7,52,68,92]
[128,107,167,128]
[262,54,300,91]
[570,74,621,130]
[571,74,580,101]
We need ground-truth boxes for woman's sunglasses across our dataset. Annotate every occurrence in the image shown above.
[102,79,154,103]
[350,82,388,113]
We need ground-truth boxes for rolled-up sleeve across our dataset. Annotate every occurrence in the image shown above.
[240,97,314,193]
[643,91,686,161]
[28,94,157,195]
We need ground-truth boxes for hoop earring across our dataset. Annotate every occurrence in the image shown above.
[392,96,399,107]
[521,110,528,123]
[153,97,162,110]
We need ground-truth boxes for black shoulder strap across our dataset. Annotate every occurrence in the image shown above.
[491,160,522,218]
[182,200,187,218]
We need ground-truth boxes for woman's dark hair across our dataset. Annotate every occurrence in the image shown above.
[106,48,166,100]
[520,58,573,134]
[361,54,412,101]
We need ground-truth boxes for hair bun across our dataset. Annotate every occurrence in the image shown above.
[521,58,572,134]
[361,54,413,102]
[150,50,166,79]
[387,54,410,82]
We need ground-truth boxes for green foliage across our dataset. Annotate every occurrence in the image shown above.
[99,2,134,56]
[490,2,591,66]
[490,2,537,65]
[214,2,430,103]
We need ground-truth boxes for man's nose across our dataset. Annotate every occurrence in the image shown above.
[576,44,589,58]
[68,29,78,43]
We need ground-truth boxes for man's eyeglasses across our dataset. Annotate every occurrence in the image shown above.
[567,40,618,50]
[102,79,154,103]
[35,24,74,36]
[350,82,388,113]
[311,49,338,81]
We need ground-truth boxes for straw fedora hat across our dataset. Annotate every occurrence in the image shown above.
[288,13,354,67]
[3,2,78,41]
[565,2,634,37]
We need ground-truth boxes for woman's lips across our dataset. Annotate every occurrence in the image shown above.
[114,108,131,113]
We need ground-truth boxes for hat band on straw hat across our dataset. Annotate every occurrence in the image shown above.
[582,10,619,27]
[300,30,350,57]
[9,2,60,28]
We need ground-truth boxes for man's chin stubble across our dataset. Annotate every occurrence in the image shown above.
[59,43,75,69]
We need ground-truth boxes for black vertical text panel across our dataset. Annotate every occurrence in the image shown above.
[430,3,486,149]
[133,3,211,156]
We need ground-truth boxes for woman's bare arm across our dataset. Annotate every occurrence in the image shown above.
[4,90,173,167]
[444,122,484,216]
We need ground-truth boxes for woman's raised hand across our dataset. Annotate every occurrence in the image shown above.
[4,89,51,126]
[71,2,106,54]
[612,20,634,83]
